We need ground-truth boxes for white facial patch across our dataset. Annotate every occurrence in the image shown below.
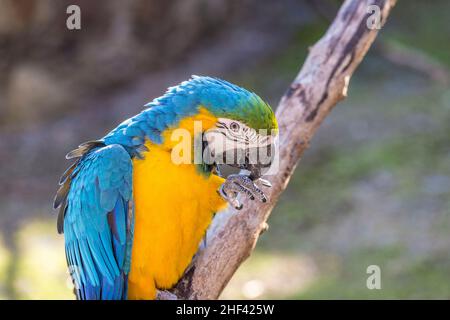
[203,118,275,166]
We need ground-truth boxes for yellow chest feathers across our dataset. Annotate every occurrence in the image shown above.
[127,109,227,299]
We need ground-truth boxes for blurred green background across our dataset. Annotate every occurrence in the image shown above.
[0,0,449,299]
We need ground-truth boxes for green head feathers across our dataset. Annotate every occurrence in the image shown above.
[156,76,278,133]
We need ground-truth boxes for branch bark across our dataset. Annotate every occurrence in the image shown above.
[173,0,397,299]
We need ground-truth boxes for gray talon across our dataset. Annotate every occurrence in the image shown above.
[218,184,241,209]
[218,174,268,209]
[232,198,242,209]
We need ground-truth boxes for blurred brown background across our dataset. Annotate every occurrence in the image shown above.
[0,0,449,299]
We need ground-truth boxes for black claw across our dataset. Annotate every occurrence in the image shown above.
[262,198,267,203]
[236,203,243,210]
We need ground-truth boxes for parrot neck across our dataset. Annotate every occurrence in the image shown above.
[102,105,218,165]
[102,104,197,156]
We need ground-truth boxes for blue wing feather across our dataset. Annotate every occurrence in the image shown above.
[62,144,133,300]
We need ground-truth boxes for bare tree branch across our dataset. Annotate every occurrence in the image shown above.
[172,0,397,300]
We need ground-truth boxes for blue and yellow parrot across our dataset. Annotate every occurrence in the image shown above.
[53,76,278,300]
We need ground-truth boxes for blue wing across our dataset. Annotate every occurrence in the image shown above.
[54,143,133,300]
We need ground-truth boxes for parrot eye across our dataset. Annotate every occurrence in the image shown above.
[230,122,240,132]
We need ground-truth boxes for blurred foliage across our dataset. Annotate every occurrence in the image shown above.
[224,1,450,299]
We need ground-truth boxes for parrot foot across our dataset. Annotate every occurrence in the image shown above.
[218,174,271,210]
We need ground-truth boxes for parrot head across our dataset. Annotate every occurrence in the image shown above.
[125,76,279,177]
[183,76,278,177]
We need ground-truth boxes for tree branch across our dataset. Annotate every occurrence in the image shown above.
[172,0,397,300]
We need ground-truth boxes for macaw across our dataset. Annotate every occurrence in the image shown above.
[53,76,278,300]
